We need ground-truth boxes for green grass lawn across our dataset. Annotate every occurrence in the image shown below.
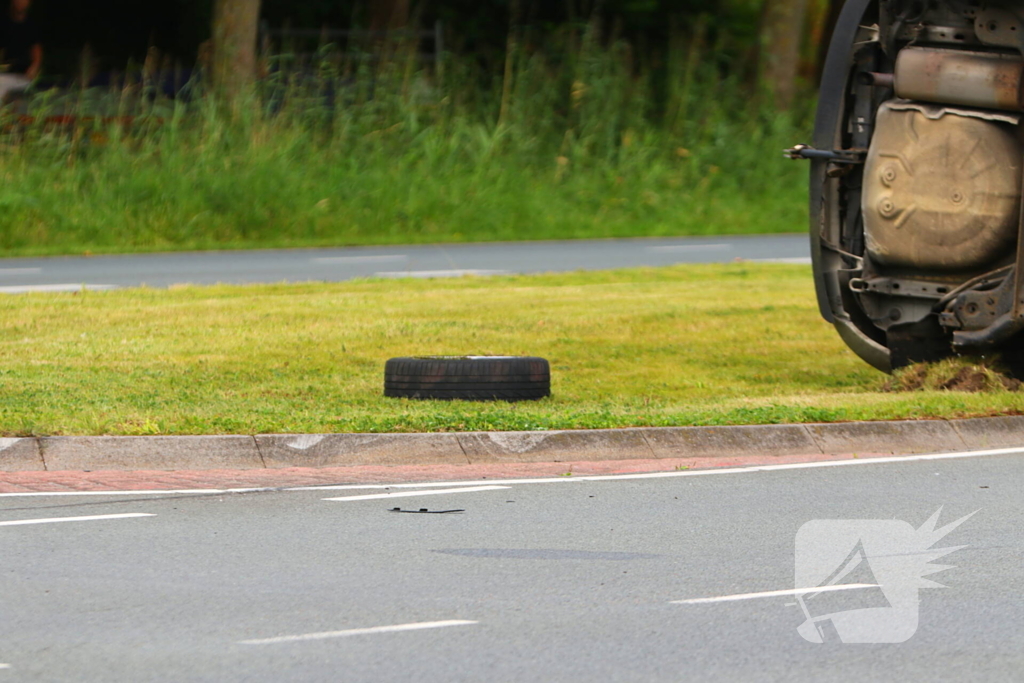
[0,263,1020,436]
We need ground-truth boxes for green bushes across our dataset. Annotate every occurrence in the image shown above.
[0,28,811,256]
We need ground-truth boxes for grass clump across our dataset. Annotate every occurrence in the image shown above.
[0,25,809,257]
[884,358,1023,394]
[0,263,1022,436]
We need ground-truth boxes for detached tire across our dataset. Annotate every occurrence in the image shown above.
[384,356,551,401]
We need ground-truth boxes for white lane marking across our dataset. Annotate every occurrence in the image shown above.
[324,485,509,502]
[0,267,42,275]
[2,446,1023,497]
[0,663,10,669]
[672,583,878,605]
[311,445,1024,489]
[751,257,812,265]
[239,619,477,645]
[374,269,507,279]
[0,513,154,526]
[312,255,408,264]
[0,284,118,294]
[0,489,270,497]
[646,244,730,252]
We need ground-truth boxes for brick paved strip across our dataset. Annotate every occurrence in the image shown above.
[0,452,895,493]
[0,416,1019,478]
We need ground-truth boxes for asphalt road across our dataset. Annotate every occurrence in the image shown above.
[1,450,1019,681]
[0,234,808,291]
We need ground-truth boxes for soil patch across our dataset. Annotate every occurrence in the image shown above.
[884,358,1022,393]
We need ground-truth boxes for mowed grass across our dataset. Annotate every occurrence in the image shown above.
[0,263,1020,436]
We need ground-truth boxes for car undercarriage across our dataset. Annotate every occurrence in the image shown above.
[792,0,1024,376]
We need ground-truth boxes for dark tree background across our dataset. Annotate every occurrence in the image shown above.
[29,0,832,102]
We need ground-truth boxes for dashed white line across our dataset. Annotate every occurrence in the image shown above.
[672,583,878,605]
[374,269,507,279]
[0,489,269,497]
[239,619,477,645]
[312,255,408,264]
[0,513,155,527]
[0,284,118,294]
[324,485,509,502]
[646,244,730,252]
[0,664,10,670]
[751,257,813,265]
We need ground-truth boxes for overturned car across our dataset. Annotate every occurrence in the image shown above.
[791,0,1024,375]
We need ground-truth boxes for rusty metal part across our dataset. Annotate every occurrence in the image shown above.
[884,98,1020,124]
[855,291,936,331]
[894,47,1024,111]
[947,175,1024,348]
[917,24,973,45]
[858,71,895,88]
[934,265,1013,312]
[849,277,953,300]
[952,309,1024,349]
[862,103,1022,271]
[946,275,1013,332]
[975,7,1024,50]
[1015,149,1024,321]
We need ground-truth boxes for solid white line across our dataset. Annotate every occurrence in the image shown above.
[374,269,507,279]
[0,513,155,527]
[312,255,408,264]
[672,583,878,605]
[324,485,509,502]
[2,446,1023,497]
[751,257,812,265]
[646,244,730,252]
[0,284,117,294]
[239,620,477,645]
[308,445,1024,488]
[0,488,271,497]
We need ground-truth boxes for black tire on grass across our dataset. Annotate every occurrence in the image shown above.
[384,356,551,401]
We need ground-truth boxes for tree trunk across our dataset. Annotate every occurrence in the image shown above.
[369,0,411,31]
[760,0,811,110]
[211,0,261,101]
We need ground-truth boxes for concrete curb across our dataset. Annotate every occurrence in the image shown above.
[1,416,1021,472]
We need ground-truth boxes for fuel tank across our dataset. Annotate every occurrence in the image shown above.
[862,102,1021,271]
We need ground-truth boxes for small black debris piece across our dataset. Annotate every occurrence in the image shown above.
[389,507,464,514]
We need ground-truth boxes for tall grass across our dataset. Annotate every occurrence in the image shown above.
[0,24,812,256]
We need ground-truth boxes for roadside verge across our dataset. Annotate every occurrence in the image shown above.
[1,416,1021,473]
